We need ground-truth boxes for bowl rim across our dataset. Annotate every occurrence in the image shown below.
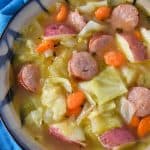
[0,0,36,149]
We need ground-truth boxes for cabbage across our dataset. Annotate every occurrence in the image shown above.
[51,96,66,121]
[140,28,150,57]
[26,39,36,52]
[22,20,43,41]
[41,77,72,106]
[120,64,138,86]
[60,36,77,48]
[49,49,72,78]
[137,61,150,88]
[79,67,127,105]
[88,111,122,135]
[43,95,66,124]
[78,1,107,14]
[25,107,43,128]
[77,102,95,125]
[41,78,67,123]
[41,81,64,107]
[120,97,136,123]
[107,0,133,6]
[97,101,116,114]
[50,120,86,145]
[48,77,72,93]
[78,21,105,38]
[116,33,135,62]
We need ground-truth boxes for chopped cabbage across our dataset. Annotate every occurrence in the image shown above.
[116,33,135,62]
[41,81,64,107]
[60,36,77,48]
[25,107,43,128]
[20,99,36,124]
[120,64,138,86]
[97,101,116,114]
[41,77,71,106]
[50,120,85,144]
[22,20,43,41]
[51,96,66,121]
[43,108,53,124]
[79,67,127,105]
[43,96,66,124]
[107,0,133,6]
[48,77,72,93]
[26,39,36,52]
[78,21,105,38]
[49,49,72,78]
[78,1,107,14]
[77,102,95,125]
[140,28,150,57]
[120,97,136,123]
[137,61,150,88]
[88,111,122,134]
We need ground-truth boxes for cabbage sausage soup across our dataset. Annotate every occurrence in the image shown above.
[12,0,150,150]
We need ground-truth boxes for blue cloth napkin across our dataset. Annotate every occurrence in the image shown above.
[0,1,28,149]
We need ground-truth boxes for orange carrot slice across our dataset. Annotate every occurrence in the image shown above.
[36,39,54,53]
[104,51,125,67]
[67,90,85,110]
[67,107,81,116]
[129,116,140,128]
[95,6,111,21]
[56,4,68,22]
[137,116,150,137]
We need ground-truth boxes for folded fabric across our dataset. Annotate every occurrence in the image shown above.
[0,0,28,149]
[0,0,28,35]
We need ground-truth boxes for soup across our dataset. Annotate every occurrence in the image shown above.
[12,0,150,150]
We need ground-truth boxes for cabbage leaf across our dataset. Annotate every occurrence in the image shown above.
[78,21,105,38]
[79,67,127,105]
[78,1,107,14]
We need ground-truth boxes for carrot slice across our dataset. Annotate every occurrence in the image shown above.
[134,30,142,41]
[36,39,54,53]
[67,90,85,110]
[56,4,68,22]
[129,116,140,128]
[137,115,150,137]
[104,51,125,67]
[95,6,111,21]
[67,107,81,116]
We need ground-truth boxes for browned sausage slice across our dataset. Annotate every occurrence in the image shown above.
[44,24,76,37]
[121,33,147,61]
[68,52,98,80]
[67,11,86,32]
[18,64,41,92]
[128,87,150,117]
[89,34,116,58]
[111,4,139,31]
[99,127,136,149]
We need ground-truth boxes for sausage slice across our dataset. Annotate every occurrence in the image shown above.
[68,52,98,80]
[99,127,136,149]
[128,87,150,117]
[111,4,139,31]
[44,24,76,37]
[89,34,116,58]
[18,64,41,92]
[67,11,86,32]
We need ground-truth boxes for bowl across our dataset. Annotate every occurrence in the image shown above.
[0,1,59,150]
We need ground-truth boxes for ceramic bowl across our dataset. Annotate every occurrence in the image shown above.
[0,1,57,149]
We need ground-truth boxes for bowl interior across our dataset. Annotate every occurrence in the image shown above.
[0,1,56,149]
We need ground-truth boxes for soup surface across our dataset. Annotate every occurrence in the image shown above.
[12,0,150,149]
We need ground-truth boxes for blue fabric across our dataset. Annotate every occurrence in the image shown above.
[0,1,28,149]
